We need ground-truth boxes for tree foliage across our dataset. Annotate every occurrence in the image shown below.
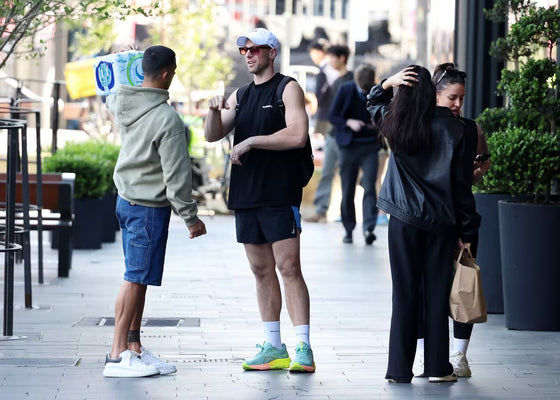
[484,0,536,24]
[476,1,560,202]
[0,0,155,69]
[150,0,234,105]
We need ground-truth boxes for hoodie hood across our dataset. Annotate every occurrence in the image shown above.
[108,85,170,127]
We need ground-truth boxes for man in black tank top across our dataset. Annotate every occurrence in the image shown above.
[204,28,316,373]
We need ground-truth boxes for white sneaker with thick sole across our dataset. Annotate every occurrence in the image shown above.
[140,346,177,375]
[450,351,472,377]
[103,349,160,378]
[429,372,458,383]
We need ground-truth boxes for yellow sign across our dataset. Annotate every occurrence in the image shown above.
[64,59,97,99]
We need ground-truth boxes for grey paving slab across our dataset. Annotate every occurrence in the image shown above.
[1,214,560,399]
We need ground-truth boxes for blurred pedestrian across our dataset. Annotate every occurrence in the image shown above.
[367,65,480,383]
[204,28,316,373]
[329,63,381,244]
[103,45,207,378]
[306,45,353,222]
[308,38,338,137]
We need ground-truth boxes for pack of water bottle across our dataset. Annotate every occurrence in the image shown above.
[93,51,144,95]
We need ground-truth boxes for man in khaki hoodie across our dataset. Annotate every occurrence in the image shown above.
[103,45,206,378]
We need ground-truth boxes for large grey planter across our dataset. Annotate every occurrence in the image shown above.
[499,200,560,331]
[474,193,531,313]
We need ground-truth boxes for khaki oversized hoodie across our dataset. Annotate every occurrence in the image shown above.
[107,85,199,227]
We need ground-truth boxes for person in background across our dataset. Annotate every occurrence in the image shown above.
[375,149,390,226]
[307,38,338,138]
[328,63,381,245]
[204,28,316,373]
[367,65,480,383]
[306,45,353,223]
[103,45,207,378]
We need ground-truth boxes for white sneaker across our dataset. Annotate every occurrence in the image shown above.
[103,349,160,378]
[450,351,472,377]
[140,346,177,375]
[429,372,458,383]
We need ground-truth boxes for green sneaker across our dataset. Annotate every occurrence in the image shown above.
[242,342,291,371]
[289,342,316,373]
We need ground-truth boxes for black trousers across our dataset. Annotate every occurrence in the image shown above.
[338,141,379,235]
[417,234,480,340]
[386,217,455,381]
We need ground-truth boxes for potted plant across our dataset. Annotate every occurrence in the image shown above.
[62,141,121,243]
[478,0,560,330]
[44,140,115,249]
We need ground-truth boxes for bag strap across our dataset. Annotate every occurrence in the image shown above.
[235,75,294,114]
[456,246,475,263]
[235,83,251,112]
[275,75,295,118]
[456,247,464,262]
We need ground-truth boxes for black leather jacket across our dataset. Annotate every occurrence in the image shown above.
[367,83,480,242]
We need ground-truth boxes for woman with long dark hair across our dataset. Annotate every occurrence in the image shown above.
[367,65,480,383]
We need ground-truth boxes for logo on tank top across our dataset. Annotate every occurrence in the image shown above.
[262,104,273,109]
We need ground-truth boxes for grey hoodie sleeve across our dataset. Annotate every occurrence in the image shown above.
[158,126,200,227]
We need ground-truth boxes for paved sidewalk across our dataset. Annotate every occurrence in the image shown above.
[1,214,559,399]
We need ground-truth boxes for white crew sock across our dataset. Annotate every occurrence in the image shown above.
[295,324,310,346]
[453,338,470,355]
[263,321,282,349]
[417,338,425,353]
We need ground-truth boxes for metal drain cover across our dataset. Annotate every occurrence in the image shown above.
[0,358,80,367]
[73,317,200,327]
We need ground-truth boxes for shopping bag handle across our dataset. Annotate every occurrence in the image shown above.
[456,246,474,263]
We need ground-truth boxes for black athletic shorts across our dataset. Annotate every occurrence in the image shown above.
[234,206,301,244]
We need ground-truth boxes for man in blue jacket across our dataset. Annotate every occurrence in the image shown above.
[328,63,381,244]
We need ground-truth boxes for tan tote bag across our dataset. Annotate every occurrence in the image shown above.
[449,247,488,324]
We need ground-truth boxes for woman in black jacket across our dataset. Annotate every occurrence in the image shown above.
[367,65,480,383]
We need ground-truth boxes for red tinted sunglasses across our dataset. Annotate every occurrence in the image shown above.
[238,46,271,56]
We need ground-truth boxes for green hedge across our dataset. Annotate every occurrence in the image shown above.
[43,141,120,199]
[474,127,560,200]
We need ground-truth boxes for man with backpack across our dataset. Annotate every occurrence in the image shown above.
[204,28,315,373]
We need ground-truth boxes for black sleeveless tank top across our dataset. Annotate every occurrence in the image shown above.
[228,73,304,209]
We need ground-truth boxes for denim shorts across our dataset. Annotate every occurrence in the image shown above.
[116,196,171,286]
[235,206,301,244]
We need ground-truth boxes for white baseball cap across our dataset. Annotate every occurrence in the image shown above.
[236,28,279,50]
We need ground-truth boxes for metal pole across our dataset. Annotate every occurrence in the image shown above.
[35,110,44,284]
[51,82,62,154]
[3,124,19,336]
[19,121,33,308]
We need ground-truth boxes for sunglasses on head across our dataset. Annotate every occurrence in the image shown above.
[435,67,466,87]
[239,45,271,56]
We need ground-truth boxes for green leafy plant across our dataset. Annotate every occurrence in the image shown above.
[476,127,560,200]
[477,1,560,203]
[43,141,120,199]
[475,107,510,137]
